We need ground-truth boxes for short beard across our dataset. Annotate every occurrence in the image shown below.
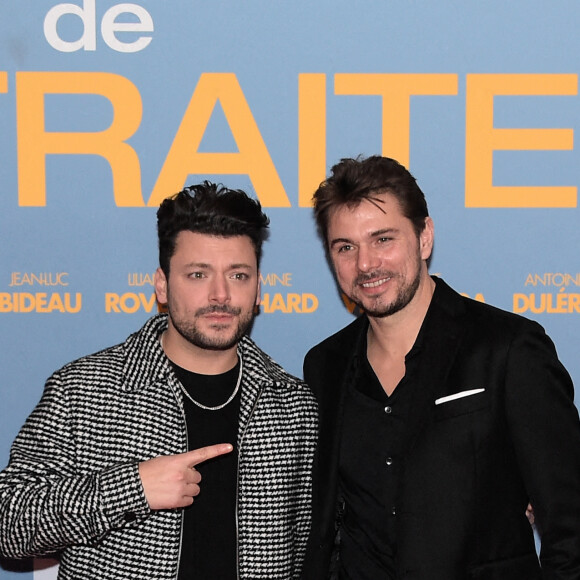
[171,305,255,351]
[350,253,422,318]
[363,269,421,318]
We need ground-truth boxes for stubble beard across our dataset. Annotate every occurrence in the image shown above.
[348,249,423,319]
[170,304,255,351]
[357,268,421,318]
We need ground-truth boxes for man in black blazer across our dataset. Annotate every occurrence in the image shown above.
[302,155,580,579]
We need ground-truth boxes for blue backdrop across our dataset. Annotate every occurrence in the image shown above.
[1,1,579,577]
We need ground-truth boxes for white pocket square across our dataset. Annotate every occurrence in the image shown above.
[435,388,485,405]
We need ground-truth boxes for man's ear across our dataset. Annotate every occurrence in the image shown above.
[420,217,434,261]
[154,267,168,305]
[255,272,261,307]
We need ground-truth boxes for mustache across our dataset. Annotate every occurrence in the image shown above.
[195,305,242,316]
[354,270,397,286]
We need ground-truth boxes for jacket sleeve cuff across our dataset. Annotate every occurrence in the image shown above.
[99,462,151,529]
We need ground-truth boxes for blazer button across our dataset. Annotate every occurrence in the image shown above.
[384,406,392,414]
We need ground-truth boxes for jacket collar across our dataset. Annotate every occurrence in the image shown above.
[341,276,465,354]
[120,313,301,393]
[399,276,467,453]
[120,314,169,392]
[319,275,467,443]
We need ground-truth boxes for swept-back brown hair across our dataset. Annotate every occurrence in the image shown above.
[313,156,429,248]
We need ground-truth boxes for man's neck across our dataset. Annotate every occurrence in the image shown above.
[160,328,239,375]
[367,274,436,360]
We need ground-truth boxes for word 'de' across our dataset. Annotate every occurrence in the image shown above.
[44,0,153,53]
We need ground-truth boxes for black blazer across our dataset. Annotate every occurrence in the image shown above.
[302,278,580,579]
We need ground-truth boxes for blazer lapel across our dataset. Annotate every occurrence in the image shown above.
[306,315,368,539]
[401,278,467,455]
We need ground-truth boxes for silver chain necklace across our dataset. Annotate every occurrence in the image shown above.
[160,333,243,411]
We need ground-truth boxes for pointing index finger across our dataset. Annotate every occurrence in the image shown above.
[185,443,233,467]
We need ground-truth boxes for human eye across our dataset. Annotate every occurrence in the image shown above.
[188,271,205,279]
[232,272,250,281]
[337,244,353,253]
[375,231,397,245]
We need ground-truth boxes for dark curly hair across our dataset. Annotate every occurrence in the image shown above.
[157,181,270,276]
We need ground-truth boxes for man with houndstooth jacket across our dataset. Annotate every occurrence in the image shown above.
[0,182,317,580]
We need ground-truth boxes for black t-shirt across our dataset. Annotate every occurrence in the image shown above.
[170,359,241,580]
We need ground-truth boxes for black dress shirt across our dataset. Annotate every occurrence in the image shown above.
[338,328,424,579]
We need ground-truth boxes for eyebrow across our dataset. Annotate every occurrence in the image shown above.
[329,237,354,249]
[370,227,399,237]
[183,262,254,270]
[329,228,399,248]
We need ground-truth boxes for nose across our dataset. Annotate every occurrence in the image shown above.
[357,244,379,272]
[209,275,230,304]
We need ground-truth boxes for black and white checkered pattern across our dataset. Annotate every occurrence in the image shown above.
[0,314,318,579]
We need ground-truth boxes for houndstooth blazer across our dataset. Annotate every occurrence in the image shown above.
[0,314,318,579]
